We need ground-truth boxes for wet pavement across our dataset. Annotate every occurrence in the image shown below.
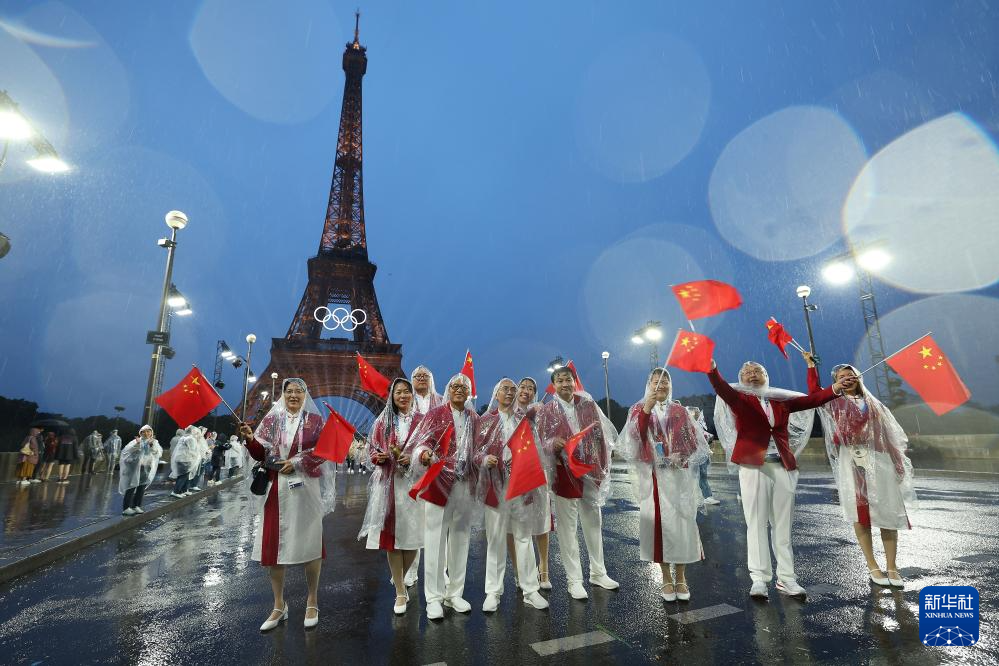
[0,462,996,665]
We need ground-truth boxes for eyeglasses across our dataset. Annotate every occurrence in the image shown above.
[412,373,430,379]
[450,385,469,392]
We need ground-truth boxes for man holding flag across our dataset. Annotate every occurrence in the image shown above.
[534,365,619,600]
[709,352,853,600]
[405,374,479,620]
[474,379,550,612]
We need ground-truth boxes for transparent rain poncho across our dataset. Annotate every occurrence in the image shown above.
[713,361,815,470]
[224,435,243,469]
[119,426,162,495]
[358,377,426,548]
[404,374,481,523]
[813,365,917,529]
[474,379,551,537]
[252,378,337,515]
[533,376,618,508]
[170,425,202,480]
[411,365,445,416]
[619,369,710,513]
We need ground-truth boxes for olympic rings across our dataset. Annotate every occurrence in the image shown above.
[314,306,368,332]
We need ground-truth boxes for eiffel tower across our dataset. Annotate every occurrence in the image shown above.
[245,14,403,420]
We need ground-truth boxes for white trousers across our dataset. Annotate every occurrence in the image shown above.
[484,505,540,596]
[554,494,607,585]
[423,483,472,604]
[739,463,799,584]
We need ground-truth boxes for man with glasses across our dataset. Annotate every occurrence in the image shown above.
[411,366,444,416]
[407,374,480,620]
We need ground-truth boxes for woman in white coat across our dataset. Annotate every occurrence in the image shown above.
[619,368,709,602]
[239,378,337,631]
[169,426,200,498]
[119,425,162,515]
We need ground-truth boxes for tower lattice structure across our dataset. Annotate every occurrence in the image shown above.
[244,15,403,420]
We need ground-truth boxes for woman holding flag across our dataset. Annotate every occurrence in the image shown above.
[358,377,425,615]
[809,363,916,588]
[474,378,550,612]
[238,378,337,631]
[514,376,553,590]
[620,368,709,601]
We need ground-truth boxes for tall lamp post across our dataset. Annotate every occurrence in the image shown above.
[601,351,611,418]
[241,333,257,421]
[142,211,188,427]
[271,372,279,403]
[822,243,896,402]
[795,285,819,365]
[631,321,663,370]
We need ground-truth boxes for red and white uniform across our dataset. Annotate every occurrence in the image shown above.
[361,410,426,550]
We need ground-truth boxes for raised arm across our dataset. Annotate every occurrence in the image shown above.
[707,362,742,407]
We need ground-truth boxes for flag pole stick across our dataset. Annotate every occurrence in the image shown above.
[663,329,682,372]
[688,320,696,333]
[199,366,242,421]
[769,316,806,353]
[858,332,932,376]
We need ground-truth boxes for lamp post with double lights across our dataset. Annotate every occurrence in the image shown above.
[142,211,189,427]
[795,285,819,365]
[241,334,257,421]
[631,320,663,370]
[821,243,898,402]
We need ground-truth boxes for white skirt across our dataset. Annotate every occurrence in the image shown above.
[252,473,325,565]
[637,465,702,564]
[365,478,425,550]
[836,449,911,530]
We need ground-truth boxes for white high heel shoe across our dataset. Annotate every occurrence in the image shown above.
[304,606,319,628]
[260,604,288,631]
[393,591,409,615]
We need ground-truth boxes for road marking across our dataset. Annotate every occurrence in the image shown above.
[668,603,742,625]
[530,630,615,656]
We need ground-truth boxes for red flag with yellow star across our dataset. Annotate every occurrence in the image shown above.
[766,317,795,359]
[505,418,547,500]
[154,367,222,428]
[666,329,715,373]
[315,402,357,463]
[671,280,742,320]
[563,423,597,478]
[885,334,970,415]
[460,349,477,398]
[357,353,390,399]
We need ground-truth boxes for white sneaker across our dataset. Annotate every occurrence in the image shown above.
[703,497,721,505]
[133,507,144,514]
[589,574,620,590]
[183,491,194,497]
[190,486,202,492]
[30,479,41,484]
[170,492,184,498]
[404,572,418,587]
[523,591,549,610]
[444,597,471,613]
[482,594,500,613]
[568,583,589,600]
[750,581,769,598]
[776,579,807,597]
[426,601,444,620]
[122,508,136,516]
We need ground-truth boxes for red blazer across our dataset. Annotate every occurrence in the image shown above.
[708,367,836,470]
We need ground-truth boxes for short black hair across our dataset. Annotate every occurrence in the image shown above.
[550,366,575,384]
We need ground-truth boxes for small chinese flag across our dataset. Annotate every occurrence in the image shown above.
[766,318,795,359]
[666,329,715,373]
[564,423,596,478]
[409,424,455,500]
[315,402,357,463]
[671,280,742,320]
[357,353,390,399]
[505,419,547,500]
[155,367,222,428]
[885,334,971,416]
[460,350,477,398]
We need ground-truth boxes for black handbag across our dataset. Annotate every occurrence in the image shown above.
[250,463,270,495]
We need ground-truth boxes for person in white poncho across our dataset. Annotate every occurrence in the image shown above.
[238,378,337,631]
[619,368,709,602]
[119,425,162,516]
[169,425,201,498]
[809,363,916,589]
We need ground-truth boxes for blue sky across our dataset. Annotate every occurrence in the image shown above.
[2,0,998,429]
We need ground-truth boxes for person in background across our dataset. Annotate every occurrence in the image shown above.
[686,406,720,506]
[225,435,244,478]
[209,435,230,485]
[16,427,42,486]
[120,425,162,515]
[39,432,58,482]
[170,426,200,498]
[104,430,122,473]
[82,431,103,474]
[55,429,79,484]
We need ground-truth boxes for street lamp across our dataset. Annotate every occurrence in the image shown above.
[821,243,896,401]
[601,351,611,418]
[271,372,279,402]
[632,321,663,369]
[142,210,188,427]
[546,356,565,374]
[241,333,257,421]
[0,90,70,174]
[796,285,819,364]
